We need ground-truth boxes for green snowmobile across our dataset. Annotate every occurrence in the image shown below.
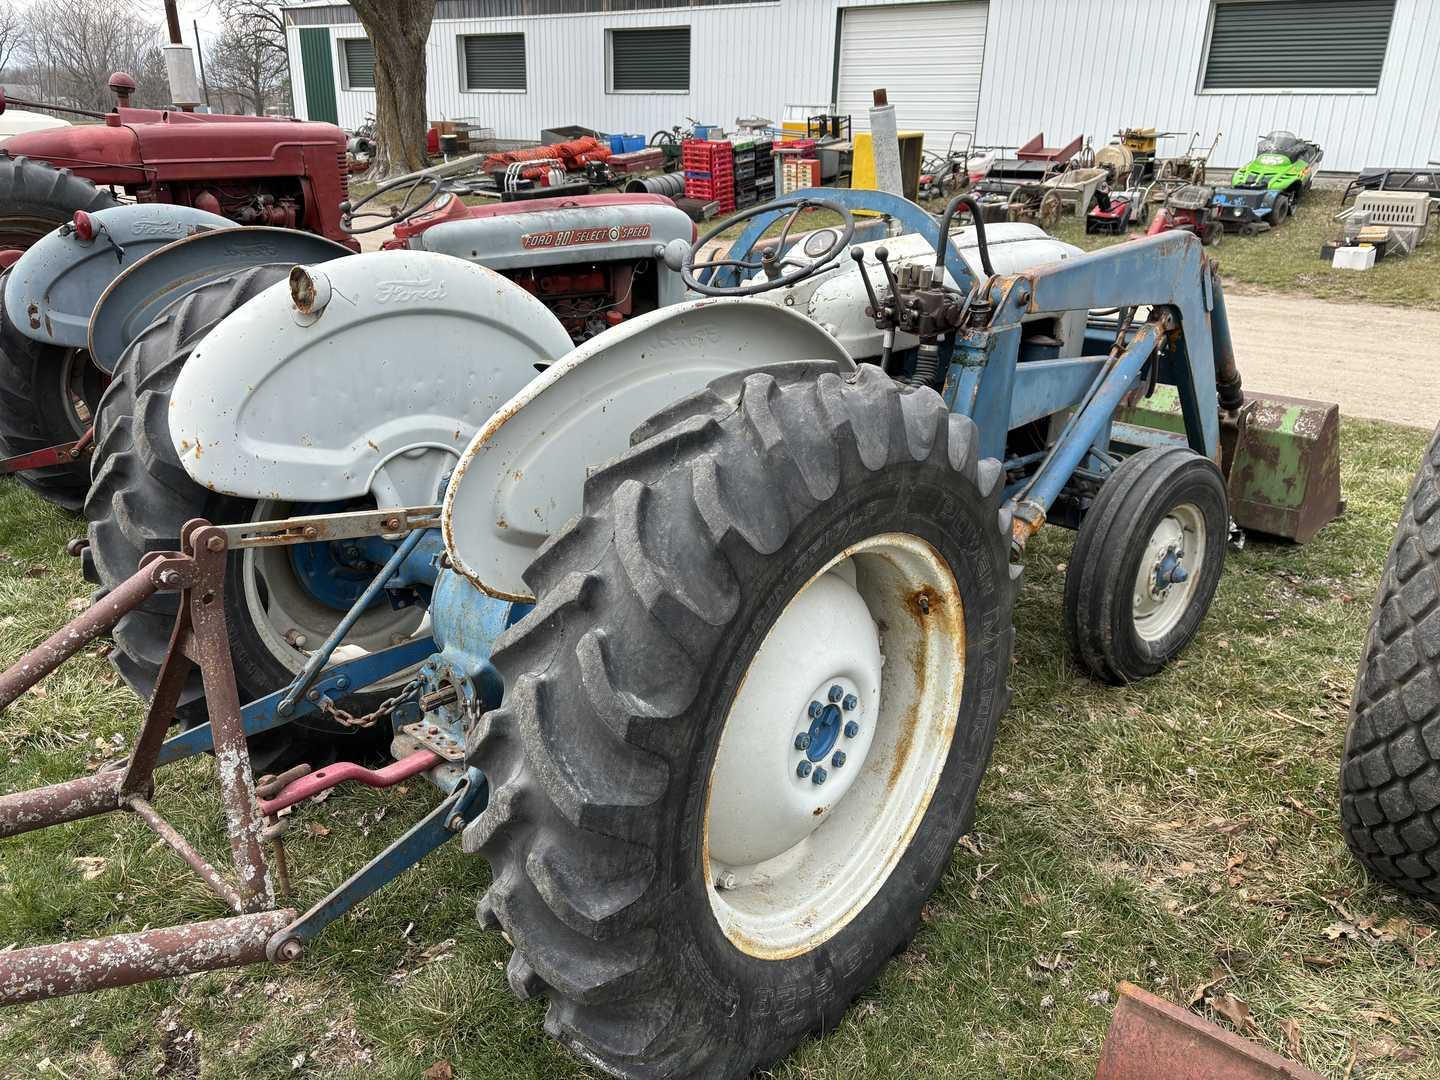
[1211,130,1323,232]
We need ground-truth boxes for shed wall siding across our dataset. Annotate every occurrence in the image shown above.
[285,0,1440,172]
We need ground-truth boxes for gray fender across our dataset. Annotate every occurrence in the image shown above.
[88,226,353,373]
[442,297,854,601]
[168,250,572,508]
[3,203,232,347]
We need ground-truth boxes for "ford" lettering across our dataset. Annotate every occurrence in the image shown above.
[375,277,447,303]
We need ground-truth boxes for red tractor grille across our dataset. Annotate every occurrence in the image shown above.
[337,151,350,201]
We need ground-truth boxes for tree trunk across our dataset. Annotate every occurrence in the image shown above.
[349,0,435,179]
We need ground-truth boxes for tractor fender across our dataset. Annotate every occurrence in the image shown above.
[442,297,854,601]
[167,250,572,508]
[87,226,353,373]
[3,203,232,347]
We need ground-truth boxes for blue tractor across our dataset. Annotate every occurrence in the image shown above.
[0,185,1341,1077]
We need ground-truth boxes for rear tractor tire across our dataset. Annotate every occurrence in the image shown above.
[1064,445,1228,684]
[1340,423,1440,902]
[86,266,417,774]
[465,362,1020,1078]
[0,157,121,510]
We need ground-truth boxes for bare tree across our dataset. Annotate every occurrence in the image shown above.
[211,0,293,113]
[0,0,21,78]
[349,0,435,177]
[21,0,169,111]
[205,21,288,114]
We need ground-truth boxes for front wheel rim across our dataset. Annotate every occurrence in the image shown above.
[703,532,966,959]
[1132,504,1205,643]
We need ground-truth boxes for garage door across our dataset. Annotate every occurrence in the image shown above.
[836,1,988,153]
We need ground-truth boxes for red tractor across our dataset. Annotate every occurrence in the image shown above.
[0,73,356,508]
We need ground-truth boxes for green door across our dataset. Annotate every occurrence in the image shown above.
[299,28,339,125]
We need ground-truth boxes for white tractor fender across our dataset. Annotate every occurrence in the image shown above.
[168,250,572,507]
[443,297,854,601]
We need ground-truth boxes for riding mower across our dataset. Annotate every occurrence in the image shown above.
[0,185,1348,1078]
[1147,184,1225,247]
[1211,130,1323,234]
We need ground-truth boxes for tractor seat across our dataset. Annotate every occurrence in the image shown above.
[1166,185,1214,211]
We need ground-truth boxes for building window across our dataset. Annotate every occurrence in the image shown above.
[340,38,375,90]
[1200,0,1395,93]
[461,33,527,91]
[608,27,690,93]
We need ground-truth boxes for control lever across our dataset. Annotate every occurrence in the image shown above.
[850,247,881,312]
[874,245,901,300]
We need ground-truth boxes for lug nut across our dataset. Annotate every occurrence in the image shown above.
[796,761,812,779]
[811,767,828,785]
[794,732,811,750]
[807,700,823,719]
[842,693,858,711]
[828,684,843,703]
[843,720,860,738]
[831,751,846,768]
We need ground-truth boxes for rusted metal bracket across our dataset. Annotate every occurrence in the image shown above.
[216,504,441,550]
[1096,983,1326,1080]
[0,519,280,1001]
[0,428,92,476]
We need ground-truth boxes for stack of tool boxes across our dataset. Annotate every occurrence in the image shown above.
[732,136,775,208]
[684,139,735,213]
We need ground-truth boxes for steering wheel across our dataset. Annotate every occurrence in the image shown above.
[340,175,448,235]
[683,197,856,297]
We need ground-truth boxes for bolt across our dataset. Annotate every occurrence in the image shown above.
[157,569,181,587]
[844,720,860,738]
[336,676,351,691]
[828,684,843,703]
[717,871,738,890]
[382,516,401,531]
[831,751,846,768]
[811,767,828,785]
[307,689,320,702]
[302,526,319,540]
[807,700,823,719]
[794,732,812,751]
[447,813,466,832]
[344,544,361,561]
[206,535,225,552]
[796,761,813,779]
[843,694,858,711]
[1171,565,1189,583]
[285,629,308,648]
[276,938,303,962]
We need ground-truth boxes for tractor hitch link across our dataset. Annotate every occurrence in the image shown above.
[0,505,478,1007]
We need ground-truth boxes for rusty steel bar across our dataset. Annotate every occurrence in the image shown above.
[0,559,178,711]
[0,909,297,1006]
[126,796,243,913]
[187,524,275,914]
[257,749,443,816]
[1096,982,1325,1080]
[0,770,123,838]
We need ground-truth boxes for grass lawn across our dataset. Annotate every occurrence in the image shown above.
[0,415,1437,1079]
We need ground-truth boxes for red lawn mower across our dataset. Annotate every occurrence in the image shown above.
[1146,184,1223,247]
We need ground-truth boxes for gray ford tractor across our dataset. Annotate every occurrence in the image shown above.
[0,187,1342,1079]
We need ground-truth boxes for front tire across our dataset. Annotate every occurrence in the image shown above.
[1064,446,1228,684]
[464,362,1019,1078]
[1340,423,1440,902]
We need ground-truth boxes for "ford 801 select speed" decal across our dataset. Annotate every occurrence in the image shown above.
[520,224,653,250]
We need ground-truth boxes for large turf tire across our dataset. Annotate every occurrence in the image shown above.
[85,265,390,773]
[1340,424,1440,902]
[464,361,1019,1078]
[0,298,106,511]
[0,155,119,250]
[1064,445,1228,684]
[0,158,120,509]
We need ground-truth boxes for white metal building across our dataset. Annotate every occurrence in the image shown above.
[284,0,1440,173]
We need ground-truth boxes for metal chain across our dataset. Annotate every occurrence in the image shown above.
[315,678,422,730]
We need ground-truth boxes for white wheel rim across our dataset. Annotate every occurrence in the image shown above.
[242,499,427,681]
[703,532,965,959]
[1132,504,1205,644]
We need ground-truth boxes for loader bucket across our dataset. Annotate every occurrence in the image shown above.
[1096,983,1325,1080]
[1113,385,1342,543]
